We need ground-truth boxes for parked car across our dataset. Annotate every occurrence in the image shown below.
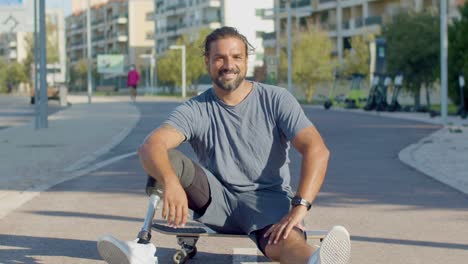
[30,87,59,104]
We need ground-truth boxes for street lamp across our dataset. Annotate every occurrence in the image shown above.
[286,0,292,94]
[86,0,93,104]
[169,45,186,98]
[440,0,448,125]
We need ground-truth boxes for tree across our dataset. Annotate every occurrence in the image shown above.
[157,50,180,94]
[183,28,211,89]
[22,15,61,86]
[5,62,27,92]
[342,34,373,78]
[382,10,439,109]
[448,2,468,112]
[279,26,335,102]
[0,58,7,93]
[70,58,90,91]
[157,29,210,93]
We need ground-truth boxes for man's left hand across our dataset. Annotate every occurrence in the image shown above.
[263,205,308,245]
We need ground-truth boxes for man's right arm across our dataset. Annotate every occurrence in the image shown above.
[138,124,188,227]
[138,124,185,184]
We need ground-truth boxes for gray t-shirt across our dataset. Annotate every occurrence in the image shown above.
[164,82,313,193]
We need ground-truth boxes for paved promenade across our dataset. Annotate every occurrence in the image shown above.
[324,106,468,196]
[0,95,467,223]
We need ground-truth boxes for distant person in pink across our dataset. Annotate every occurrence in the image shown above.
[127,64,140,102]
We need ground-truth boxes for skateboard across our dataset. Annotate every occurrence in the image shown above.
[152,222,328,264]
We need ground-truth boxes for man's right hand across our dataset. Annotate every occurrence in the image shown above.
[162,179,188,228]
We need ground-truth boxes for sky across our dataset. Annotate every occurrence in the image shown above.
[46,0,72,15]
[0,0,71,15]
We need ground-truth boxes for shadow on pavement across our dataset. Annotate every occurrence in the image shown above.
[27,210,211,228]
[352,235,468,250]
[0,234,101,262]
[0,234,270,263]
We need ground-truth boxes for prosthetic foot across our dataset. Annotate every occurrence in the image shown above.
[98,178,163,264]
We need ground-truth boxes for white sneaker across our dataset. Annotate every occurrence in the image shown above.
[97,235,158,264]
[308,226,351,264]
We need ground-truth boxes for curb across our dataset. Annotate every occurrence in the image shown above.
[398,128,468,195]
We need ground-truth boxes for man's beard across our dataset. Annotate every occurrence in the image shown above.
[213,68,245,91]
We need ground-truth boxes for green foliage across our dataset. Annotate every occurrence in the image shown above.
[0,59,27,93]
[6,62,27,88]
[70,58,97,91]
[157,29,210,92]
[0,58,7,93]
[45,17,60,64]
[342,34,373,78]
[279,26,335,102]
[382,10,439,107]
[448,2,468,110]
[22,16,61,85]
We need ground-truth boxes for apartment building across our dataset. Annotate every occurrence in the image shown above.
[154,0,274,77]
[0,32,28,63]
[66,0,154,70]
[263,0,464,64]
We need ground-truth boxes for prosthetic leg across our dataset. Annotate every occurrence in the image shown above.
[137,177,163,244]
[97,177,162,264]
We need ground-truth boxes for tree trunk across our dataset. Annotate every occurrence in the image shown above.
[306,84,315,103]
[413,86,421,110]
[426,83,432,110]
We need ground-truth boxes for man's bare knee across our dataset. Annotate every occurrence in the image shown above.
[264,229,309,262]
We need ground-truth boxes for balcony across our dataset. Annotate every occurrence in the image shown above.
[112,14,128,24]
[118,36,128,42]
[166,2,187,11]
[9,51,17,59]
[279,0,312,9]
[294,0,311,8]
[262,32,276,40]
[202,16,221,24]
[342,20,350,30]
[365,16,382,26]
[113,32,128,42]
[166,25,178,32]
[355,17,364,28]
[92,18,105,26]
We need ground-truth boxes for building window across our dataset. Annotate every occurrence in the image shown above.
[255,9,265,17]
[146,32,154,40]
[146,12,154,21]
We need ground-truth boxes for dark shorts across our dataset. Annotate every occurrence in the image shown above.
[192,167,306,256]
[147,150,305,256]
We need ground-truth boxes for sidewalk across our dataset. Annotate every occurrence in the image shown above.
[0,95,140,219]
[0,95,466,221]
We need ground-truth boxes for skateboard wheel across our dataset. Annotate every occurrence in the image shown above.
[173,249,188,264]
[188,246,197,259]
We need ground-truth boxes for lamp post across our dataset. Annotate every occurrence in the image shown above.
[169,45,186,98]
[34,0,40,129]
[286,0,292,94]
[86,0,93,104]
[153,0,158,92]
[440,0,448,125]
[39,0,48,128]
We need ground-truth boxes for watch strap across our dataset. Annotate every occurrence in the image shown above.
[292,196,312,210]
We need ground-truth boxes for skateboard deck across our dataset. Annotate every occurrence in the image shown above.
[152,223,246,237]
[152,222,328,239]
[152,222,328,264]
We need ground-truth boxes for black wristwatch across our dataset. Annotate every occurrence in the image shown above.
[291,195,312,211]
